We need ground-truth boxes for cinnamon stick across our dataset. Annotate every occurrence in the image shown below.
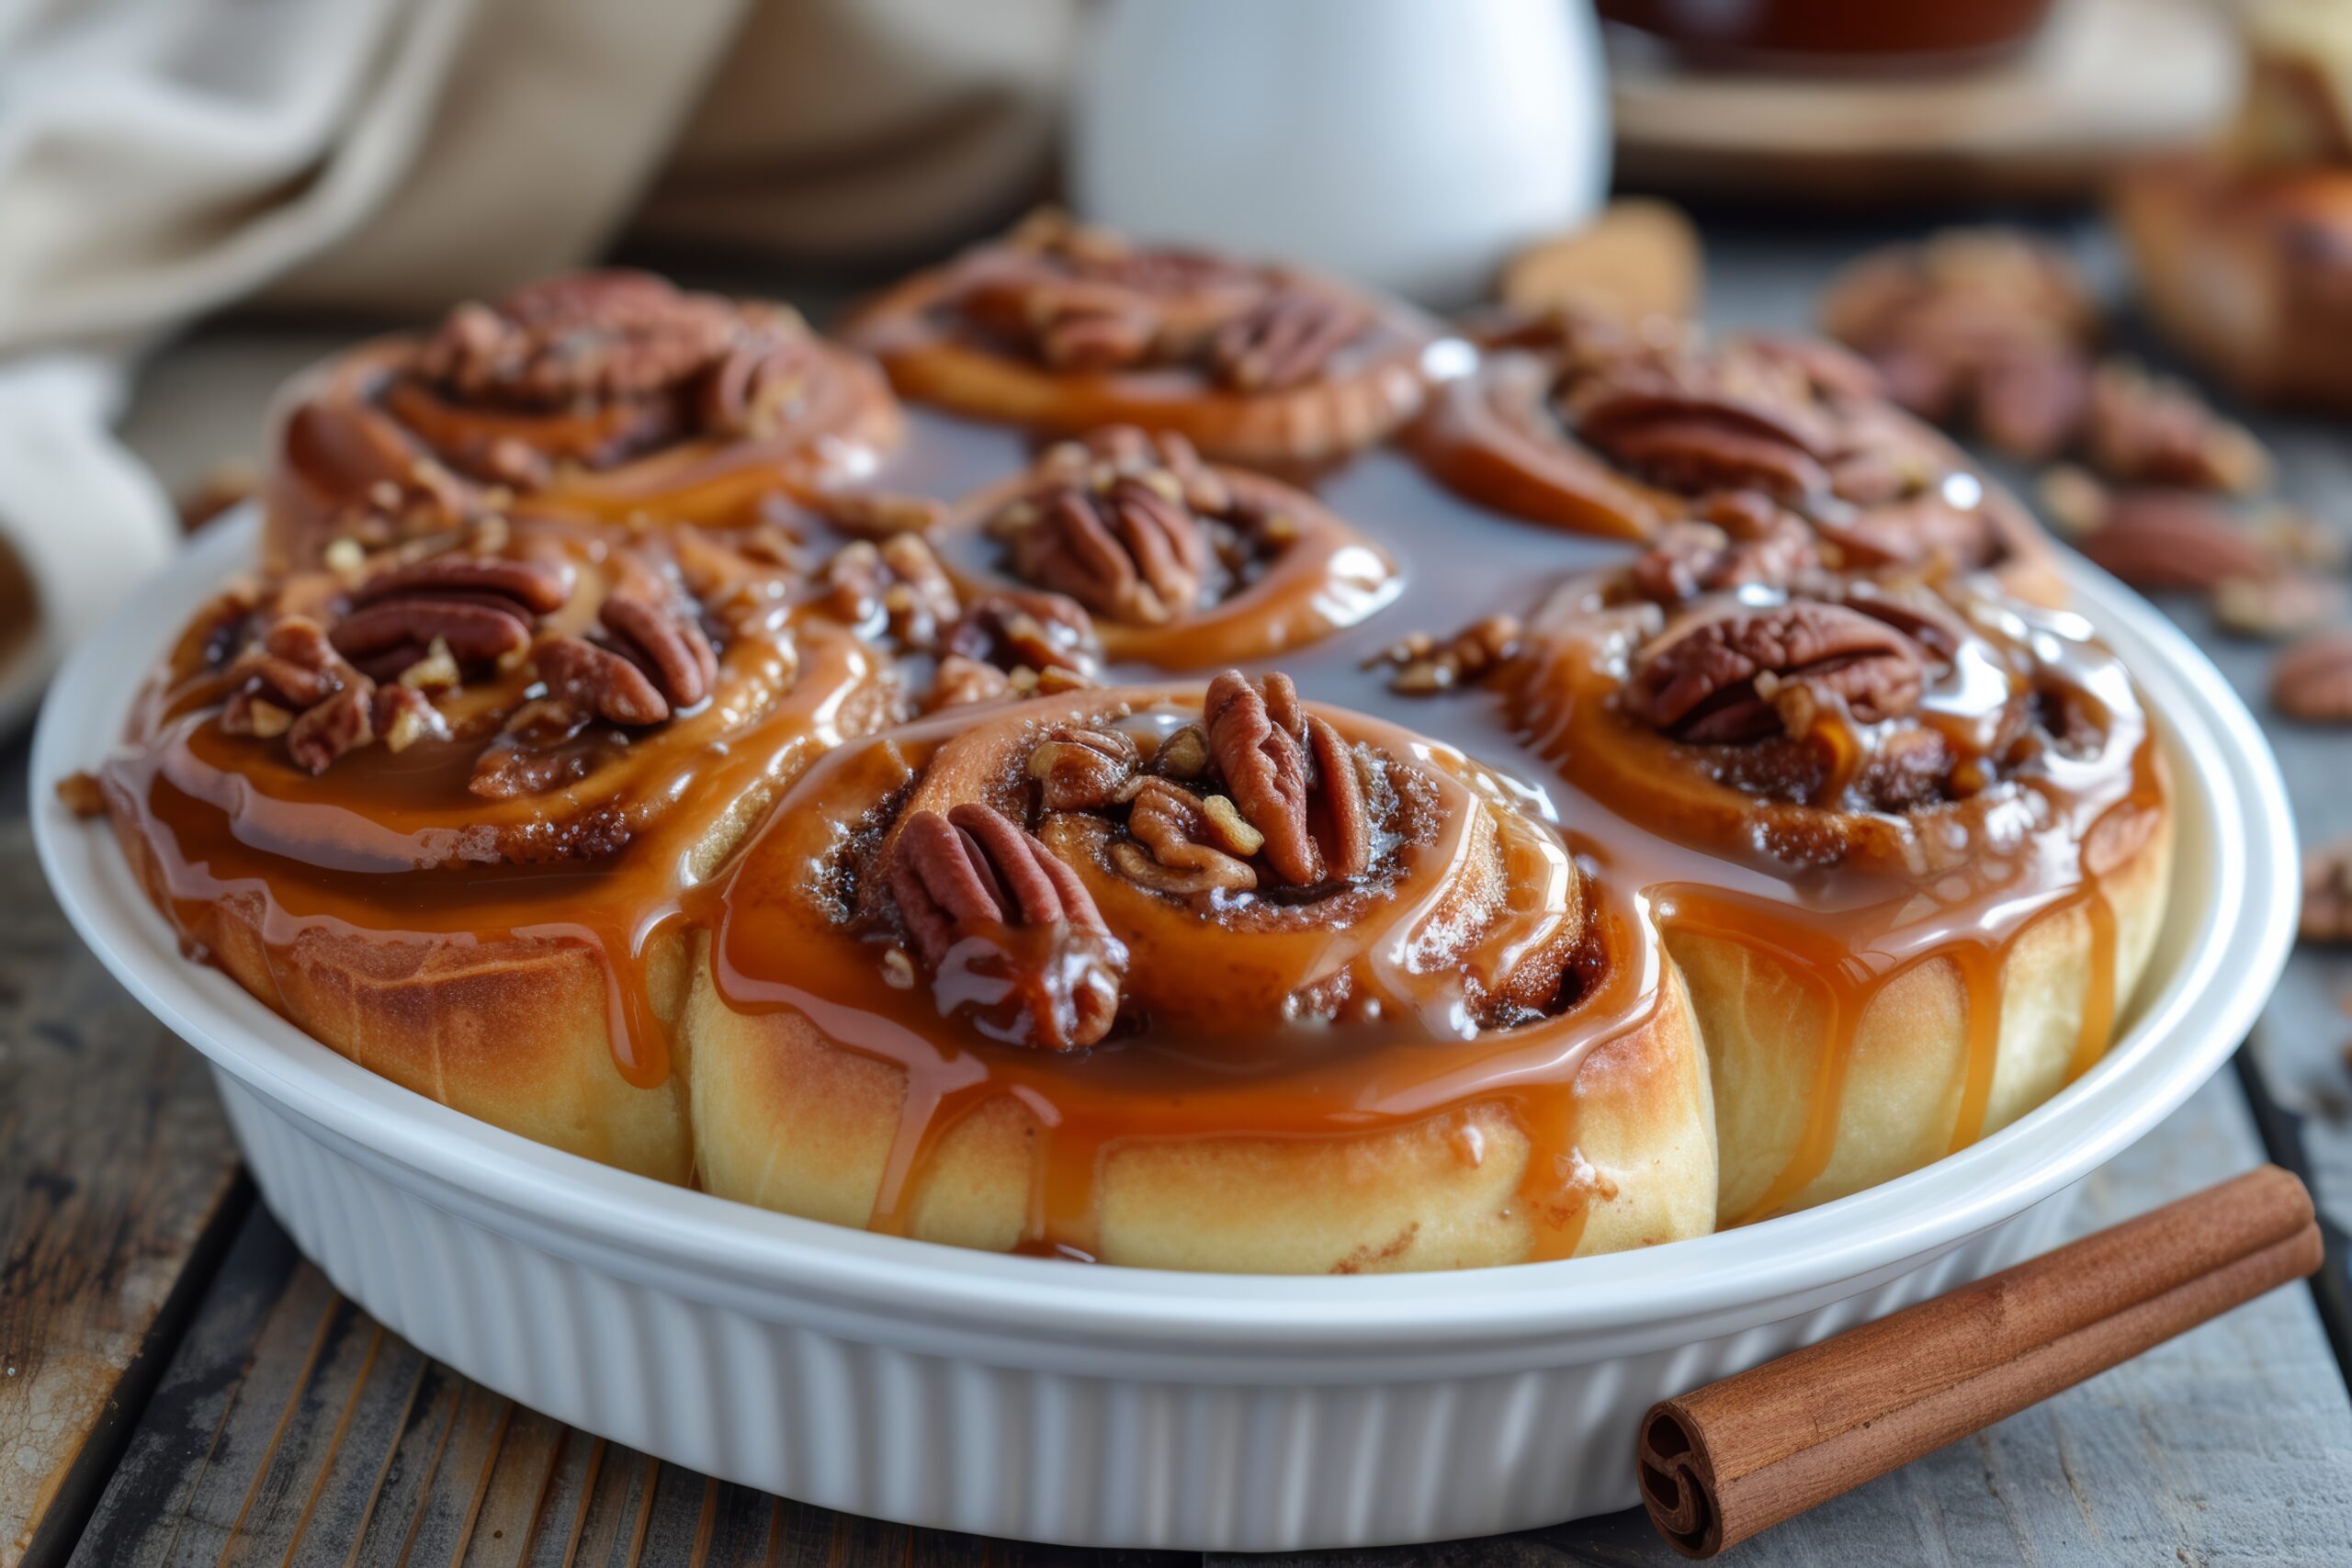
[1636,1165,2323,1558]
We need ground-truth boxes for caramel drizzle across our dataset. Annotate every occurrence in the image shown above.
[122,413,2168,1263]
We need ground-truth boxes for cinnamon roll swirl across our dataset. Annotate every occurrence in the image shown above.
[842,211,1439,468]
[928,426,1399,670]
[687,671,1716,1271]
[1412,310,2063,603]
[262,271,903,569]
[96,508,894,1179]
[1506,542,2173,1221]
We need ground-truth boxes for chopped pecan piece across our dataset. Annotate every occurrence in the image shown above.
[1370,614,1524,694]
[54,771,107,819]
[1003,478,1209,626]
[1202,671,1368,886]
[220,616,386,773]
[940,589,1098,677]
[887,804,1126,1051]
[1111,776,1261,896]
[923,654,1014,712]
[1028,726,1141,811]
[826,536,961,647]
[1626,603,1929,744]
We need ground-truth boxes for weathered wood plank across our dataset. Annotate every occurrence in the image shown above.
[0,736,246,1568]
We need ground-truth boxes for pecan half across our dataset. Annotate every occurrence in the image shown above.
[2273,630,2352,723]
[1202,671,1369,886]
[1626,602,1929,744]
[1003,478,1209,626]
[1206,287,1366,391]
[965,274,1164,372]
[887,804,1126,1051]
[1571,378,1833,504]
[2076,492,2278,592]
[332,553,572,677]
[598,590,718,712]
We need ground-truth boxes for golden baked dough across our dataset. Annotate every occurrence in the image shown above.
[686,680,1718,1270]
[100,510,895,1180]
[1508,536,2171,1223]
[98,258,2179,1273]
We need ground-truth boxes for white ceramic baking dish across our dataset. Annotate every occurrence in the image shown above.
[31,511,2297,1551]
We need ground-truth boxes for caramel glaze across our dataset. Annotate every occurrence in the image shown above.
[1408,333,2066,607]
[103,513,894,1092]
[926,435,1401,669]
[704,686,1647,1262]
[263,330,903,570]
[841,227,1438,470]
[113,379,2169,1254]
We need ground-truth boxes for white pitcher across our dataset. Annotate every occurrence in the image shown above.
[1068,0,1610,307]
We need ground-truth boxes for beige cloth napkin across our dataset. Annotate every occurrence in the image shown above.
[0,0,1073,719]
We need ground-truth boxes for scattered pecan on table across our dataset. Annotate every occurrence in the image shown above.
[886,802,1128,1051]
[2272,630,2352,723]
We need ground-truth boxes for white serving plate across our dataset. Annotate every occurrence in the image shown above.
[31,509,2298,1551]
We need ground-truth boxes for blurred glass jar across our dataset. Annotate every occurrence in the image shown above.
[1598,0,2057,72]
[1068,0,1609,306]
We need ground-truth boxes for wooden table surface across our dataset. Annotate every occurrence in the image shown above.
[8,220,2352,1566]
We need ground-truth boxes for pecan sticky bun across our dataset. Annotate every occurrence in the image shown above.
[262,270,903,569]
[687,674,1715,1270]
[928,426,1398,669]
[95,508,895,1180]
[842,211,1439,468]
[1504,549,2173,1221]
[1410,310,2063,603]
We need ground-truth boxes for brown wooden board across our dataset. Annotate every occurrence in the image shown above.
[0,736,246,1567]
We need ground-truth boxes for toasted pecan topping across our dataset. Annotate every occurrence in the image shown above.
[599,591,718,711]
[1370,614,1523,695]
[1203,670,1368,886]
[1631,496,1819,606]
[1006,479,1209,626]
[1028,726,1141,812]
[1206,287,1367,391]
[888,803,1125,1052]
[331,553,572,678]
[1627,603,1929,745]
[420,272,737,408]
[220,616,403,774]
[1112,776,1261,896]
